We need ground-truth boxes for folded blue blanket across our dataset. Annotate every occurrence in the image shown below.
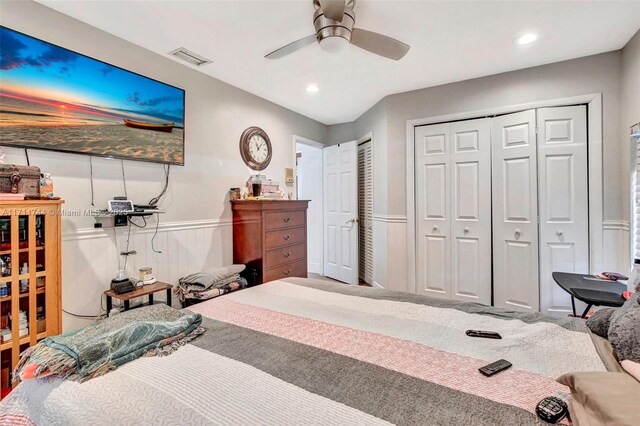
[14,304,204,382]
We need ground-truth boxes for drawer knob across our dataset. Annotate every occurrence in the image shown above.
[283,217,290,223]
[283,269,291,275]
[283,251,291,258]
[283,234,291,240]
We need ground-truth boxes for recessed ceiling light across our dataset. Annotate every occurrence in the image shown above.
[306,84,319,94]
[515,33,538,45]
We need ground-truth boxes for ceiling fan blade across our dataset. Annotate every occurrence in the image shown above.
[350,28,410,60]
[265,35,317,59]
[319,0,345,21]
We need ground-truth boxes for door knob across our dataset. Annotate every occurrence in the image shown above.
[463,227,470,234]
[515,229,521,238]
[556,230,563,236]
[432,226,439,232]
[346,218,358,224]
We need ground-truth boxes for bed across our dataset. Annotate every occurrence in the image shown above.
[0,277,609,425]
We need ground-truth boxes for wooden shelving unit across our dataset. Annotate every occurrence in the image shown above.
[0,200,63,400]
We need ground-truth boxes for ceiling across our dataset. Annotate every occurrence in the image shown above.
[37,1,640,125]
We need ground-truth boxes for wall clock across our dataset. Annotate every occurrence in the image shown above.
[239,126,272,171]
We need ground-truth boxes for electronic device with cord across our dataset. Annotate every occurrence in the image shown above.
[108,199,134,227]
[110,278,134,294]
[110,270,134,294]
[108,199,135,213]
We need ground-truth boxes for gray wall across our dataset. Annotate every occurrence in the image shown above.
[387,52,624,219]
[326,122,356,145]
[330,51,626,222]
[0,0,328,232]
[622,30,640,134]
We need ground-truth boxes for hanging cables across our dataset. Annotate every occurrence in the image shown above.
[121,160,128,199]
[89,156,95,207]
[24,149,30,166]
[148,164,170,206]
[151,214,162,254]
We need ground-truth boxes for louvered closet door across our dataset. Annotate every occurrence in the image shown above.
[415,123,451,298]
[492,110,539,312]
[358,141,374,285]
[538,106,589,315]
[450,119,492,305]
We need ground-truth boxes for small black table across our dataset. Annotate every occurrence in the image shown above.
[552,272,626,318]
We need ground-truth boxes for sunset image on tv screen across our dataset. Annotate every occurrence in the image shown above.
[0,26,185,165]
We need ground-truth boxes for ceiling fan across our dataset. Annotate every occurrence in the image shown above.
[265,0,410,61]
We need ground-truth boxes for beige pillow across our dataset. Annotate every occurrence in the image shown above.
[557,372,640,425]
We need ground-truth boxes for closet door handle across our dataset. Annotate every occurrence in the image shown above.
[514,229,521,238]
[556,230,563,236]
[432,226,439,233]
[463,227,470,234]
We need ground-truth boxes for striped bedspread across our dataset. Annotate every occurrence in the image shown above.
[0,278,606,425]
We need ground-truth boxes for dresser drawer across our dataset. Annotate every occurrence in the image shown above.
[265,227,306,248]
[264,259,307,282]
[265,242,306,268]
[265,210,305,230]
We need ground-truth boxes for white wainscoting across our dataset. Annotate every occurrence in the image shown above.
[62,219,233,331]
[602,220,631,274]
[372,215,408,291]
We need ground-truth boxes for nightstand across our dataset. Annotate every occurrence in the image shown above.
[104,282,173,315]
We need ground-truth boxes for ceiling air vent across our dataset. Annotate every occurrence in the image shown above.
[168,47,212,67]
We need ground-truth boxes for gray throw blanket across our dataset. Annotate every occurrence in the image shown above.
[179,264,246,292]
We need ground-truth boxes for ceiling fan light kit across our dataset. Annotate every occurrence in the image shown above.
[265,0,410,61]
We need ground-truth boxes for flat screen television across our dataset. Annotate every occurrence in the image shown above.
[0,26,185,165]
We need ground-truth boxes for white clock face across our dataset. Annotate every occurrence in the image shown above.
[248,135,269,163]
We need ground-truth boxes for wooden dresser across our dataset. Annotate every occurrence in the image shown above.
[232,200,309,284]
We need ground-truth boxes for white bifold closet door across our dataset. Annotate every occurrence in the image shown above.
[358,141,374,285]
[323,141,358,285]
[492,110,540,312]
[415,119,492,304]
[537,105,589,315]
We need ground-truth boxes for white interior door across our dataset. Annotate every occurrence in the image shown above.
[492,110,540,312]
[450,118,492,305]
[358,141,374,285]
[415,123,451,298]
[323,141,358,284]
[296,142,324,275]
[538,105,589,315]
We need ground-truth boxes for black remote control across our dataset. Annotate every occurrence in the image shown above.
[466,330,502,339]
[536,393,569,424]
[479,359,512,377]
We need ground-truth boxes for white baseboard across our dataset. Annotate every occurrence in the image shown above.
[308,262,323,275]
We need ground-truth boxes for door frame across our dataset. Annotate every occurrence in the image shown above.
[406,93,604,294]
[293,135,325,275]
